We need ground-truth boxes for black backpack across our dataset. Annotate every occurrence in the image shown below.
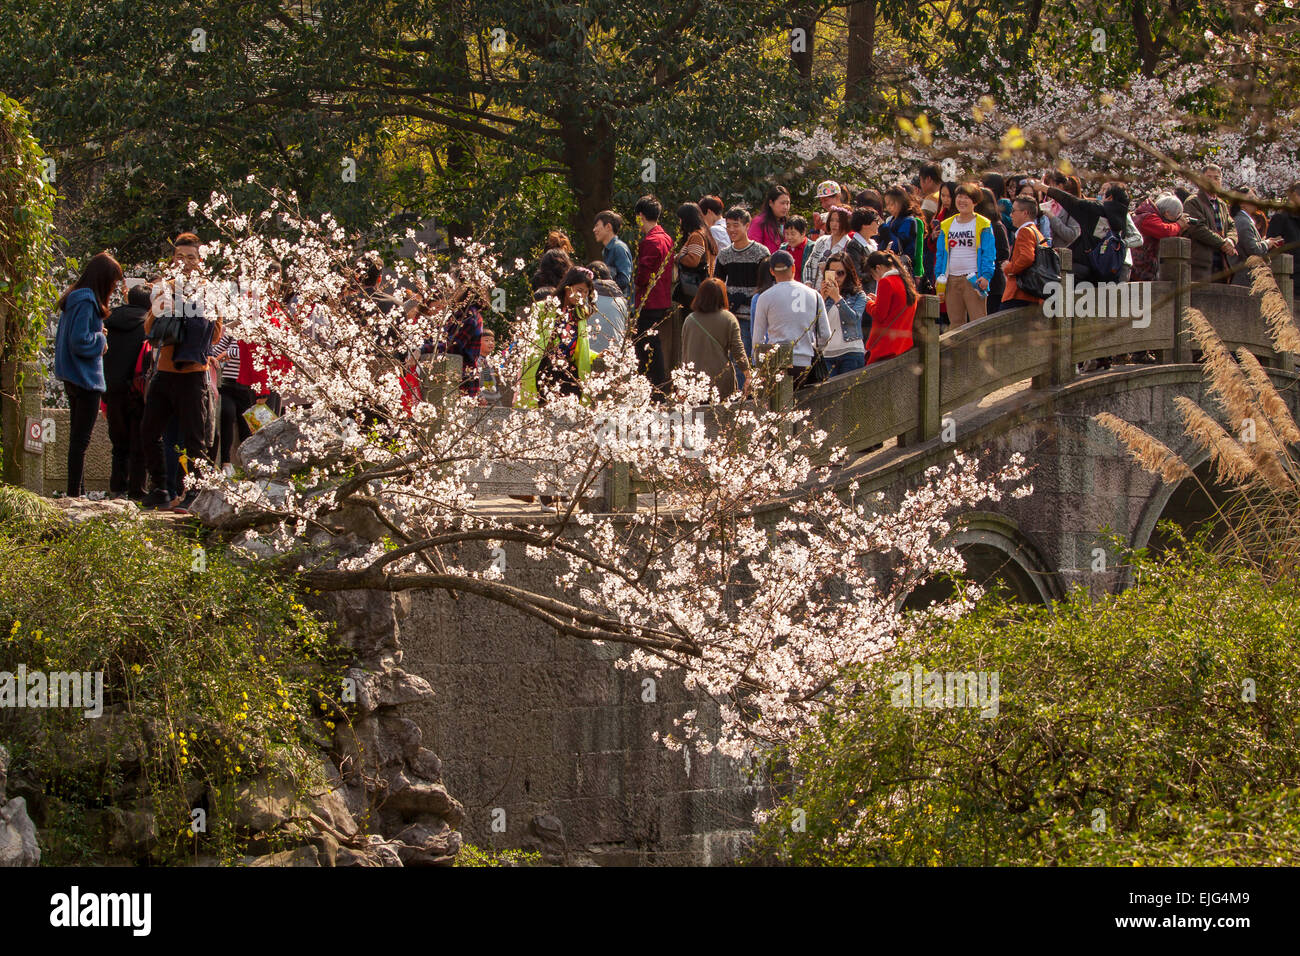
[1087,227,1125,282]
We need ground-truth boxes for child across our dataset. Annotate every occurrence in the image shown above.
[780,216,811,283]
[477,328,503,406]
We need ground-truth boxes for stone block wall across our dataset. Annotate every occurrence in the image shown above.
[396,541,762,866]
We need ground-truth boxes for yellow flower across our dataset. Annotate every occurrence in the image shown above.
[1000,127,1026,155]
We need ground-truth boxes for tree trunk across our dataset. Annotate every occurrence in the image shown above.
[846,0,877,105]
[562,113,616,262]
[1130,0,1160,76]
[790,3,816,80]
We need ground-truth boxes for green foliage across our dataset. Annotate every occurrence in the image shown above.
[0,93,57,363]
[0,93,59,469]
[453,843,543,867]
[0,494,350,864]
[751,545,1300,866]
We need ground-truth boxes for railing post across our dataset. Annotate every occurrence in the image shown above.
[1,359,45,493]
[900,295,940,447]
[1056,247,1073,276]
[753,342,795,409]
[1159,237,1193,363]
[418,353,464,409]
[601,461,633,512]
[1033,252,1074,389]
[1271,253,1295,373]
[752,342,794,446]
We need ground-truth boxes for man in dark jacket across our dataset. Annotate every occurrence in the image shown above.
[103,283,151,498]
[1267,181,1300,255]
[1026,178,1129,281]
[1182,165,1238,283]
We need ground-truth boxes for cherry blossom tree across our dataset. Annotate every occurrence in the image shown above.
[182,186,1030,761]
[759,57,1298,199]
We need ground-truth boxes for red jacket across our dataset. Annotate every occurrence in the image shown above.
[635,224,675,311]
[1131,199,1182,281]
[247,301,295,393]
[1003,222,1045,304]
[864,272,917,364]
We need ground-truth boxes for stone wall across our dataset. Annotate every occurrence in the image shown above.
[41,407,114,493]
[395,540,761,866]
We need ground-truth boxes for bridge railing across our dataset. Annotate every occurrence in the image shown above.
[792,242,1295,459]
[8,245,1295,498]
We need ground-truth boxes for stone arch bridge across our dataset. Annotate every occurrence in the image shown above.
[785,239,1296,605]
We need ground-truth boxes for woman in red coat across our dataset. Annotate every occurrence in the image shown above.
[863,250,919,365]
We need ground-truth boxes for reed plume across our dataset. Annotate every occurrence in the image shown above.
[1094,412,1192,484]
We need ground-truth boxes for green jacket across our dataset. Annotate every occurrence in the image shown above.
[518,304,592,408]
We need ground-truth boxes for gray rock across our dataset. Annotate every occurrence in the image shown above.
[190,487,236,527]
[335,845,383,867]
[234,775,299,833]
[306,831,339,867]
[0,797,40,867]
[384,781,465,827]
[54,497,142,525]
[235,410,358,480]
[89,808,158,856]
[349,664,435,713]
[308,782,359,838]
[247,845,320,867]
[0,744,7,800]
[229,530,280,561]
[392,821,460,866]
[530,814,567,866]
[363,834,404,867]
[410,748,443,783]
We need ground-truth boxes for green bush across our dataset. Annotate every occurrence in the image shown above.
[0,492,349,864]
[453,843,543,867]
[750,545,1300,866]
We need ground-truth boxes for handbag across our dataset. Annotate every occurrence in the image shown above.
[1016,239,1062,299]
[676,232,713,299]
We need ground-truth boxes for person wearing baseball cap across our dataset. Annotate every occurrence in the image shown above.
[751,249,831,390]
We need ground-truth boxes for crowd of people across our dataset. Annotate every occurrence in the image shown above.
[51,162,1300,508]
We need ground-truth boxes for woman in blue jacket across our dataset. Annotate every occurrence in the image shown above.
[54,251,124,496]
[934,183,996,327]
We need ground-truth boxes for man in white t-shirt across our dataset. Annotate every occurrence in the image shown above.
[751,250,831,389]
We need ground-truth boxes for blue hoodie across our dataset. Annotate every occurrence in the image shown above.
[54,287,108,392]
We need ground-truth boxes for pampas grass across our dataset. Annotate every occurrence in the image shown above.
[1249,258,1300,354]
[1094,412,1192,484]
[1097,263,1300,575]
[1173,396,1259,487]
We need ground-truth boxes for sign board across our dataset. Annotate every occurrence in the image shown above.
[24,416,43,454]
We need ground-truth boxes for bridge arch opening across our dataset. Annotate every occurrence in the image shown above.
[901,513,1062,610]
[1132,457,1243,560]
